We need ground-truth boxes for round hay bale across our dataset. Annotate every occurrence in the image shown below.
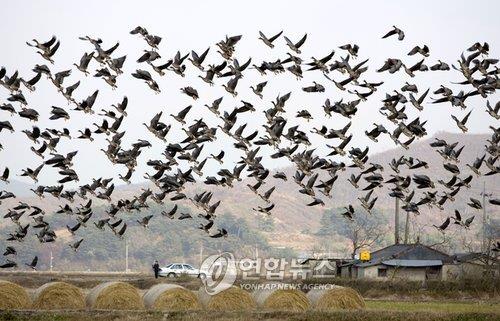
[197,286,256,311]
[32,282,85,310]
[143,284,200,311]
[253,283,310,311]
[307,286,365,310]
[87,281,143,310]
[0,280,31,309]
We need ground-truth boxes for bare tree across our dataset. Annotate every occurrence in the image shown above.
[336,210,389,259]
[456,219,499,277]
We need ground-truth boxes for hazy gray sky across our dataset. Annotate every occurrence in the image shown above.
[1,0,499,187]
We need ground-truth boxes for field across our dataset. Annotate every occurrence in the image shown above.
[1,307,499,321]
[0,272,498,321]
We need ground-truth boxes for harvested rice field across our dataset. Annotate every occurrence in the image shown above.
[0,308,499,321]
[0,272,498,321]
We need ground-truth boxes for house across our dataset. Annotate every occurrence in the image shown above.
[443,252,498,280]
[340,243,455,281]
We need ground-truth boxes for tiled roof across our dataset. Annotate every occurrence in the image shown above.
[349,243,453,267]
[382,259,443,267]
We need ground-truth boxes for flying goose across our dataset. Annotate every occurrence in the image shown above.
[74,52,94,75]
[451,110,472,132]
[433,217,450,232]
[26,35,57,53]
[258,30,283,48]
[284,33,307,54]
[37,40,60,64]
[250,81,267,99]
[381,26,405,40]
[408,45,429,57]
[25,256,38,270]
[222,76,240,96]
[0,168,9,183]
[69,239,83,252]
[188,48,210,71]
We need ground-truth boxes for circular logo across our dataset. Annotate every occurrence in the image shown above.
[200,252,237,295]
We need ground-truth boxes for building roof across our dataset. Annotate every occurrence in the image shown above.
[299,258,350,265]
[382,259,443,267]
[346,243,453,268]
[452,252,498,264]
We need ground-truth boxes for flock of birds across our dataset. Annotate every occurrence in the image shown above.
[0,25,499,270]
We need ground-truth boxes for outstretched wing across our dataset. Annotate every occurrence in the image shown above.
[295,33,307,48]
[268,30,283,42]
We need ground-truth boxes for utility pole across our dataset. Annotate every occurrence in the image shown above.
[395,198,400,244]
[482,182,486,252]
[481,182,492,253]
[404,211,410,244]
[199,243,203,266]
[49,250,53,272]
[125,239,129,273]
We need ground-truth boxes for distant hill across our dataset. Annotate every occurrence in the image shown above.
[174,131,498,230]
[1,132,498,258]
[199,131,499,250]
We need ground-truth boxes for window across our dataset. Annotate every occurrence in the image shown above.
[183,264,194,270]
[172,264,182,270]
[378,268,387,277]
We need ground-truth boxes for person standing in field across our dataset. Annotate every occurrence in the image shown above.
[152,260,160,279]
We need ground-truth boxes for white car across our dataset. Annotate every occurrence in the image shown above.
[159,263,206,278]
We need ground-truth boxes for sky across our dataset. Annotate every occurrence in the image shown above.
[1,0,499,187]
